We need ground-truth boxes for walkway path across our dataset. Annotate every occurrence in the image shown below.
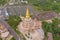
[0,19,20,40]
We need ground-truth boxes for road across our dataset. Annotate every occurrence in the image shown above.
[0,19,20,40]
[6,5,19,15]
[6,4,40,16]
[6,5,26,16]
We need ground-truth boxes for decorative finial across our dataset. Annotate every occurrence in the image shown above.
[26,8,30,19]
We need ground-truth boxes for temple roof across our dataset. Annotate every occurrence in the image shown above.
[31,11,57,20]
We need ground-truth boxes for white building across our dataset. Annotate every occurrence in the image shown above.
[18,8,44,40]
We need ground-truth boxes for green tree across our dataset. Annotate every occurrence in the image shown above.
[27,0,60,13]
[6,15,21,34]
[0,0,7,5]
[10,37,15,40]
[0,38,2,40]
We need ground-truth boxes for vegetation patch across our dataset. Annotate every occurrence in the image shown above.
[6,15,26,40]
[27,0,60,13]
[42,18,60,40]
[0,0,7,5]
[10,37,16,40]
[6,15,21,34]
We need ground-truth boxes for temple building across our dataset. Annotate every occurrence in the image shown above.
[18,8,44,40]
[0,22,13,40]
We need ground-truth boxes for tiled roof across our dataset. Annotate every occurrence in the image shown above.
[31,11,57,20]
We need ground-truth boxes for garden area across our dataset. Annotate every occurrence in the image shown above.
[6,15,26,40]
[42,18,60,40]
[6,15,21,40]
[10,37,16,40]
[0,38,2,40]
[0,0,7,6]
[26,0,60,13]
[6,15,21,35]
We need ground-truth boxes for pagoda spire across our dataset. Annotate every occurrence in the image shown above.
[25,8,30,19]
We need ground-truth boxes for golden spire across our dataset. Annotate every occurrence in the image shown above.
[26,8,30,19]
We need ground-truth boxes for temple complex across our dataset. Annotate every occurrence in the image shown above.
[0,23,13,40]
[18,8,44,40]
